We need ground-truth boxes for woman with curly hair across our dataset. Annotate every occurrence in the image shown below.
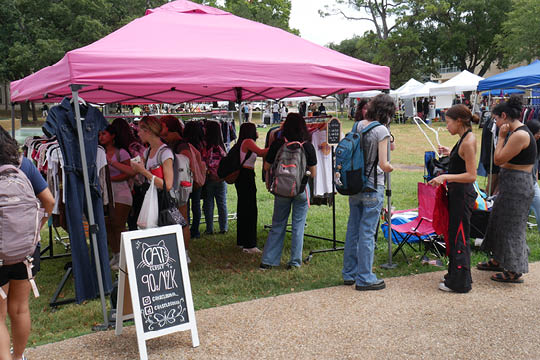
[342,94,394,291]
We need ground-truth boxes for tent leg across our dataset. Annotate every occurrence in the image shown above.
[381,126,397,269]
[71,85,109,330]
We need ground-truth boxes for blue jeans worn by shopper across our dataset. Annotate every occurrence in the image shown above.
[43,97,113,303]
[203,180,228,233]
[262,188,309,267]
[530,181,540,232]
[189,186,202,238]
[342,185,384,286]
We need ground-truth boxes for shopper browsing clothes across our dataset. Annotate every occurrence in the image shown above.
[183,121,206,240]
[110,118,147,232]
[201,121,229,234]
[428,105,478,293]
[0,126,55,360]
[99,125,136,271]
[478,96,537,283]
[260,113,317,270]
[342,94,394,291]
[236,122,268,253]
[131,116,174,191]
[354,98,369,122]
[160,115,191,248]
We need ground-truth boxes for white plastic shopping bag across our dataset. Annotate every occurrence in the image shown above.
[137,176,159,229]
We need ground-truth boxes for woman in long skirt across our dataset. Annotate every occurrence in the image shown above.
[478,96,537,283]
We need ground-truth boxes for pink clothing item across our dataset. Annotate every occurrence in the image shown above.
[10,0,389,104]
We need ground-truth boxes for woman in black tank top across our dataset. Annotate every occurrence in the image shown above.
[479,96,536,283]
[428,104,478,293]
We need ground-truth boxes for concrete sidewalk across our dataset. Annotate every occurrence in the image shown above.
[28,263,540,359]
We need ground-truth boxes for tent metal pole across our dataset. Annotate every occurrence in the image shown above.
[11,102,16,139]
[488,124,494,197]
[381,124,397,269]
[70,85,109,329]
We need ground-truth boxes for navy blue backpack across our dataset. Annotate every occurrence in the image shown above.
[334,122,381,195]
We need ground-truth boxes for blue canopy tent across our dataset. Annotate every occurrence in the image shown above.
[477,60,540,90]
[480,89,525,96]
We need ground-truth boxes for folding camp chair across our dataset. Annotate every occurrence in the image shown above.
[392,182,438,263]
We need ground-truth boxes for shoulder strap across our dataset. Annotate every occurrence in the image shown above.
[143,148,150,168]
[241,150,253,166]
[156,145,168,165]
[361,121,381,134]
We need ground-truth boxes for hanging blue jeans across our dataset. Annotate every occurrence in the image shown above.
[342,185,384,286]
[262,188,309,267]
[44,98,112,303]
[202,180,228,233]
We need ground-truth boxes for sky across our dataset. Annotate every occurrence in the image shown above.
[289,0,373,46]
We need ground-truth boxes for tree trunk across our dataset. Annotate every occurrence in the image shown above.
[3,82,7,111]
[31,102,37,122]
[20,102,29,124]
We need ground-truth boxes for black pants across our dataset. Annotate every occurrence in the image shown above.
[235,168,257,248]
[445,183,475,293]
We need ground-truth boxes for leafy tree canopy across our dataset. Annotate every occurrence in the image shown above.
[496,0,540,65]
[324,0,519,88]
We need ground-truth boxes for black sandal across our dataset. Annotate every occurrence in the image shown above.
[491,271,524,283]
[477,259,504,272]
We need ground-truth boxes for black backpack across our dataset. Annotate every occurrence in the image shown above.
[217,143,251,184]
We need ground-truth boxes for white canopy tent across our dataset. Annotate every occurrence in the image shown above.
[392,78,424,98]
[429,70,484,96]
[348,90,382,98]
[400,82,439,99]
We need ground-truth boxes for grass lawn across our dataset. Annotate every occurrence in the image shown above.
[23,120,540,346]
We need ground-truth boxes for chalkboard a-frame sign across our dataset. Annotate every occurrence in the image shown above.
[327,118,341,145]
[115,225,199,360]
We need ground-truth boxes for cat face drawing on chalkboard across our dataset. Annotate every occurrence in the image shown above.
[137,240,175,270]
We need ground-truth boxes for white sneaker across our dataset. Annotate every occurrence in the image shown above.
[185,250,191,264]
[242,247,262,254]
[438,282,454,292]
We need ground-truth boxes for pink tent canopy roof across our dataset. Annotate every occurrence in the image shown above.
[10,0,390,104]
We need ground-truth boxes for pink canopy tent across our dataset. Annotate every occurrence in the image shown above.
[10,0,389,104]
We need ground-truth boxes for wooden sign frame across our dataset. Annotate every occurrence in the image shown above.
[115,225,199,360]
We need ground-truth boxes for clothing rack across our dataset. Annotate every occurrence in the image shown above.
[41,222,71,261]
[262,119,344,262]
[302,142,343,263]
[103,110,231,120]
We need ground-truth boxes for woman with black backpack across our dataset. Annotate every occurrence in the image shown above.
[201,121,228,234]
[260,113,317,270]
[342,94,394,291]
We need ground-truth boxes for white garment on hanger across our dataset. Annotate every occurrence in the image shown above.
[47,147,64,215]
[311,129,333,196]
